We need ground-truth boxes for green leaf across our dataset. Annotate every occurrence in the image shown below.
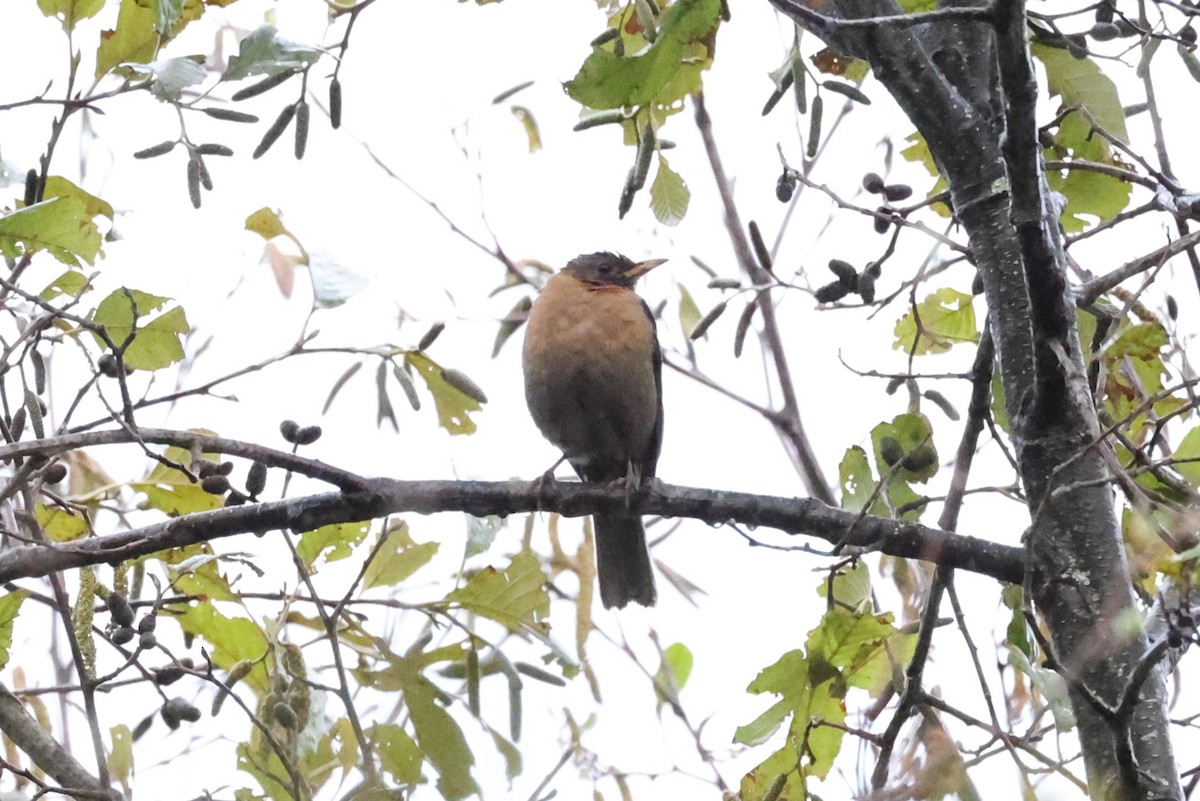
[1033,42,1127,142]
[108,724,133,788]
[173,601,269,691]
[899,132,951,217]
[363,522,439,589]
[95,0,158,79]
[132,443,221,516]
[38,0,105,31]
[677,281,701,336]
[1175,426,1200,485]
[224,25,323,82]
[565,0,721,109]
[153,0,185,34]
[0,196,103,266]
[510,106,541,152]
[91,288,190,370]
[0,590,27,671]
[406,677,478,799]
[369,723,423,785]
[36,503,88,542]
[123,57,207,102]
[297,520,371,568]
[406,352,483,436]
[870,412,938,483]
[893,287,978,355]
[245,207,292,240]
[649,155,690,225]
[447,551,549,633]
[838,445,876,513]
[654,642,694,706]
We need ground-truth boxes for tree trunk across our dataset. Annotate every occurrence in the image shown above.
[769,1,1181,797]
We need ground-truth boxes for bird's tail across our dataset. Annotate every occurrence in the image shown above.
[593,512,657,609]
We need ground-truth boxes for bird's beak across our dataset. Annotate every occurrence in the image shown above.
[625,258,667,279]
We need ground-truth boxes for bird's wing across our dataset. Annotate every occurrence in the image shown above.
[640,297,664,479]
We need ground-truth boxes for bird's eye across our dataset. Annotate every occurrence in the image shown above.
[598,264,612,274]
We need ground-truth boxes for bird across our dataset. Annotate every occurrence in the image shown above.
[522,251,666,609]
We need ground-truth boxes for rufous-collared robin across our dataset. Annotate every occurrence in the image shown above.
[523,252,666,609]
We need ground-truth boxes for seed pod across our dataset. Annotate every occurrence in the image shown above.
[154,665,186,686]
[9,406,24,440]
[418,322,445,351]
[821,80,871,104]
[901,445,936,472]
[108,592,135,626]
[133,140,177,159]
[98,353,119,377]
[689,300,727,340]
[389,364,420,411]
[196,460,221,478]
[1089,22,1121,41]
[1182,25,1197,44]
[195,144,234,157]
[879,436,904,466]
[329,77,343,129]
[863,261,882,279]
[201,475,230,495]
[618,178,636,219]
[43,462,67,484]
[882,184,913,202]
[138,614,157,634]
[814,281,850,303]
[138,631,157,650]
[748,220,773,273]
[294,100,310,159]
[1167,295,1178,320]
[827,259,858,288]
[1094,0,1114,23]
[885,376,905,395]
[1065,33,1089,59]
[280,420,301,442]
[857,273,876,303]
[791,57,807,114]
[442,369,488,404]
[776,170,796,202]
[273,701,297,729]
[111,626,135,646]
[733,298,758,358]
[293,425,323,445]
[253,103,297,159]
[196,156,213,191]
[186,156,202,209]
[862,173,884,193]
[225,490,247,507]
[761,68,794,116]
[231,71,295,101]
[590,27,619,47]
[203,107,259,123]
[630,122,655,192]
[923,389,960,421]
[873,206,892,234]
[573,110,626,131]
[1137,37,1161,78]
[23,169,38,206]
[707,278,741,290]
[161,698,200,730]
[246,461,267,497]
[1180,44,1200,82]
[806,95,823,159]
[971,271,985,295]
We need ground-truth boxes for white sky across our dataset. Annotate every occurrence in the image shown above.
[3,0,1200,799]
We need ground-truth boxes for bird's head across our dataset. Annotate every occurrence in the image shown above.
[563,252,666,289]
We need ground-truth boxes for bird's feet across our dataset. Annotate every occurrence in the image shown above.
[530,455,568,509]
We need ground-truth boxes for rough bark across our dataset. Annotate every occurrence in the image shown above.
[768,1,1180,797]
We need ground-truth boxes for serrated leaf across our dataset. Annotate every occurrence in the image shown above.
[893,287,978,355]
[95,0,157,79]
[173,601,269,691]
[406,352,482,435]
[650,155,690,225]
[38,0,105,31]
[369,723,422,785]
[297,520,370,568]
[123,57,206,102]
[35,503,88,542]
[40,270,93,302]
[363,522,439,589]
[245,207,291,240]
[224,25,323,82]
[0,590,27,671]
[565,0,720,109]
[447,551,549,633]
[0,196,102,266]
[91,288,190,370]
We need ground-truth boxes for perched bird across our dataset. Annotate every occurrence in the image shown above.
[522,252,666,609]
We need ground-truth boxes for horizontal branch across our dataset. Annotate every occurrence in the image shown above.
[0,478,1024,585]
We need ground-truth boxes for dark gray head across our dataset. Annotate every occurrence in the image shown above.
[563,251,666,288]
